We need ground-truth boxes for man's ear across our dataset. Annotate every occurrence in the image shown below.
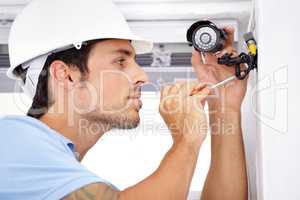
[49,60,82,90]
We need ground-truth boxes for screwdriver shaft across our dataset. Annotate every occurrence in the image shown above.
[210,75,236,89]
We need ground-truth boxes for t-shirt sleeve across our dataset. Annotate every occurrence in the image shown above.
[42,159,117,200]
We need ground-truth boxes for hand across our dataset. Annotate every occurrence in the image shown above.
[191,27,248,112]
[159,81,210,146]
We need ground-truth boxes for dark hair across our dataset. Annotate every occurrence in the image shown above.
[14,39,104,119]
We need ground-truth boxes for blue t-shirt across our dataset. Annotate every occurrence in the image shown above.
[0,115,115,200]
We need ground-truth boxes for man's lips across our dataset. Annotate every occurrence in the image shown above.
[128,86,142,109]
[129,96,142,110]
[133,98,142,109]
[129,95,141,99]
[128,92,142,99]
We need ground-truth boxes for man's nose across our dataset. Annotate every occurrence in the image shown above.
[131,62,149,85]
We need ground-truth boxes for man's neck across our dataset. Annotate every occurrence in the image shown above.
[40,112,111,161]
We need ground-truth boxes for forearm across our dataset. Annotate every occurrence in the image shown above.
[120,139,202,200]
[201,110,248,200]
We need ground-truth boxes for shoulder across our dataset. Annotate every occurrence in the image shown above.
[0,115,76,167]
[0,115,51,138]
[0,115,72,154]
[0,115,52,133]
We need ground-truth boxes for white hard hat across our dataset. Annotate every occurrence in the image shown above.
[7,0,153,99]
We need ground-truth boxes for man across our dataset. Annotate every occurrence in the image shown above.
[0,0,248,199]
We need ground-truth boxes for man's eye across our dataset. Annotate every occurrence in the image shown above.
[116,59,126,65]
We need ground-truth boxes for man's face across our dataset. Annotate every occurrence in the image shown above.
[73,39,148,129]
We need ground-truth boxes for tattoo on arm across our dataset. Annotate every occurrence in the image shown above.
[63,183,120,200]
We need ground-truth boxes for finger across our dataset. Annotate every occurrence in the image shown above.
[191,51,212,80]
[174,80,188,91]
[224,26,235,47]
[192,87,211,106]
[192,87,211,99]
[168,84,180,95]
[216,47,238,59]
[190,82,209,96]
[180,81,198,96]
[161,85,171,101]
[240,63,249,71]
[191,48,217,66]
[167,80,190,97]
[191,49,203,67]
[203,52,218,65]
[160,85,177,114]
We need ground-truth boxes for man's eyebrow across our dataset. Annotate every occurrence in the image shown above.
[112,48,136,58]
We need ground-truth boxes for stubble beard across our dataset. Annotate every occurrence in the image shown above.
[82,107,140,130]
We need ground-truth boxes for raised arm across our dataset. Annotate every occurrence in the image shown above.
[191,27,248,200]
[64,82,210,200]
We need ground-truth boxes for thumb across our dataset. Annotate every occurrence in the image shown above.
[191,49,210,80]
[224,26,235,47]
[191,87,211,107]
[191,49,204,67]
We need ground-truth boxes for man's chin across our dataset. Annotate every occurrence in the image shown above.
[83,107,141,130]
[113,119,140,129]
[112,109,140,129]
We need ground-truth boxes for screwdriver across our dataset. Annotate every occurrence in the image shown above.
[210,75,236,89]
[190,75,236,96]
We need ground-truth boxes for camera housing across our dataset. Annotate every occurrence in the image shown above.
[187,20,227,53]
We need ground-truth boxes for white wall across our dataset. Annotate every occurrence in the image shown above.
[0,0,250,5]
[256,0,299,199]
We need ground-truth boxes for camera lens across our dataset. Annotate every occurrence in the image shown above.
[187,20,227,53]
[200,33,211,44]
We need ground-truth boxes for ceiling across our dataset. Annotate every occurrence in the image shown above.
[0,0,250,5]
